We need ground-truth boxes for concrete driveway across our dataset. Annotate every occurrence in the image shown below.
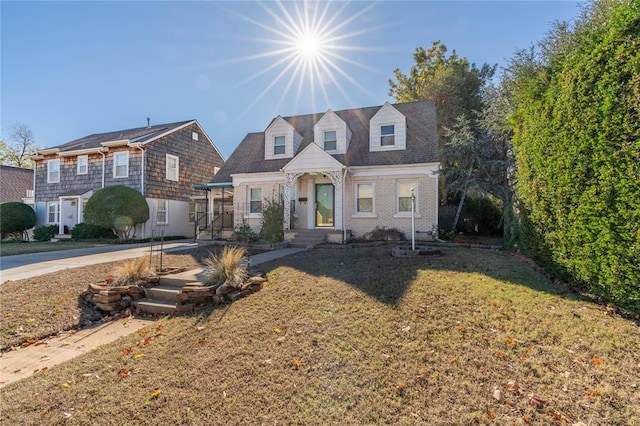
[0,240,199,284]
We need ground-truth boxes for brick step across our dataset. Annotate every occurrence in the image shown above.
[132,299,177,315]
[145,286,180,302]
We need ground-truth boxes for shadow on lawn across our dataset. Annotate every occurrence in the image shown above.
[255,244,583,306]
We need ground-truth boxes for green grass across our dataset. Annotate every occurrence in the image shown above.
[0,240,108,257]
[2,246,639,424]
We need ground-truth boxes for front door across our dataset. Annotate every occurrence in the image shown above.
[315,184,334,227]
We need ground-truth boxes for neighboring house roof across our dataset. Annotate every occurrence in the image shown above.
[44,120,196,152]
[0,165,33,203]
[212,100,438,183]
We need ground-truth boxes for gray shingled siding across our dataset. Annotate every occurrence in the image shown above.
[145,123,223,201]
[34,149,143,202]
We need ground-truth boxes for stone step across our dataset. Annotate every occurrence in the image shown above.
[145,286,180,302]
[158,276,204,288]
[132,299,177,315]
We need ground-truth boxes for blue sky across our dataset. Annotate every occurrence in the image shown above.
[1,1,584,159]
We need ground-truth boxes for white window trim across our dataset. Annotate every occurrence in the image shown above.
[47,159,60,183]
[156,199,168,224]
[247,187,263,218]
[77,155,88,175]
[323,130,338,152]
[273,135,286,156]
[166,154,179,182]
[394,180,421,218]
[352,182,377,218]
[192,131,199,141]
[113,151,129,178]
[380,124,396,147]
[47,201,60,224]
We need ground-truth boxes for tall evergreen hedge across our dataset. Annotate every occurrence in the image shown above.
[511,0,639,310]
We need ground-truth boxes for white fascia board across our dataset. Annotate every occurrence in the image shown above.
[137,120,193,145]
[231,171,285,186]
[57,147,109,157]
[101,139,130,147]
[349,163,439,177]
[38,148,60,155]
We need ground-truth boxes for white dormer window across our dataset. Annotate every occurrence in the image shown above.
[274,136,285,155]
[323,131,337,151]
[381,125,395,146]
[369,103,406,152]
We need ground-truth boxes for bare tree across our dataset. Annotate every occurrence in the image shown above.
[1,123,39,168]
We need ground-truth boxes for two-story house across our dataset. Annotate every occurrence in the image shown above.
[30,120,224,239]
[0,165,34,206]
[204,100,439,243]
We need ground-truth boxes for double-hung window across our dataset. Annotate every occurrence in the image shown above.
[249,188,262,214]
[274,136,285,155]
[47,159,60,183]
[166,154,179,181]
[114,152,129,178]
[381,125,395,146]
[397,181,415,213]
[356,183,373,213]
[77,155,88,175]
[156,199,168,224]
[323,131,337,151]
[47,202,60,224]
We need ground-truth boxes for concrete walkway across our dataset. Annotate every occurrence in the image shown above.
[0,246,305,388]
[0,240,199,284]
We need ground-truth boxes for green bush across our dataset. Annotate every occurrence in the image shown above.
[509,0,640,311]
[0,202,36,240]
[71,223,116,240]
[232,223,259,243]
[84,186,149,239]
[463,196,503,236]
[260,197,284,243]
[33,225,58,242]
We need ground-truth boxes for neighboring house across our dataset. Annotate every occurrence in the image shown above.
[30,120,224,238]
[0,165,34,206]
[205,100,439,243]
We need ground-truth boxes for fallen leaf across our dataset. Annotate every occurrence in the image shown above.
[146,389,161,405]
[449,357,457,364]
[138,328,150,336]
[491,300,501,308]
[401,325,411,332]
[122,347,132,356]
[487,409,496,420]
[293,359,303,368]
[315,320,323,324]
[591,357,603,365]
[119,368,131,378]
[523,413,531,422]
[529,394,546,408]
[415,312,425,318]
[493,387,502,401]
[5,312,14,318]
[61,383,70,388]
[137,337,153,346]
[396,383,406,394]
[506,338,515,345]
[196,326,205,331]
[274,327,282,333]
[585,389,601,398]
[133,353,146,360]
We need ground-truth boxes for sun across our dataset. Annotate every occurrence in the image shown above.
[220,1,383,115]
[296,31,323,61]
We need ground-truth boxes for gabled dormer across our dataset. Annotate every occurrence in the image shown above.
[369,102,407,152]
[313,109,352,154]
[264,116,302,160]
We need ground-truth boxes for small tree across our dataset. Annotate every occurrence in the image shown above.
[84,186,149,239]
[260,196,284,243]
[0,123,40,168]
[0,202,36,241]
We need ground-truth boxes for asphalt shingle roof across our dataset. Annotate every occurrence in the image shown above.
[212,100,438,183]
[47,120,194,152]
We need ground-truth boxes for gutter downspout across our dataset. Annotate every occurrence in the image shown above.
[100,150,106,188]
[134,144,146,238]
[342,167,347,244]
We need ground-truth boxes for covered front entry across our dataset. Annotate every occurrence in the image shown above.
[315,183,334,227]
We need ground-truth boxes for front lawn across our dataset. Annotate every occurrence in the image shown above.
[0,240,109,257]
[2,246,639,424]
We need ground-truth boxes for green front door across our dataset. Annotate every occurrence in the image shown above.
[315,184,334,227]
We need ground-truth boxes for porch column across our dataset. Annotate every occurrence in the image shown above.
[326,170,344,230]
[284,172,304,230]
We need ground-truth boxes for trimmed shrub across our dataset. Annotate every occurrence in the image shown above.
[0,202,35,240]
[71,223,116,240]
[84,186,149,239]
[260,197,284,243]
[33,224,58,242]
[509,0,640,310]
